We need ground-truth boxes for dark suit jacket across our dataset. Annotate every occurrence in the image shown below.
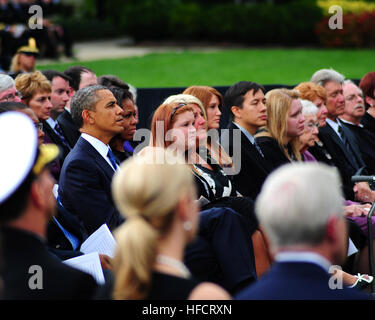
[223,123,270,200]
[340,120,375,175]
[318,123,366,200]
[235,261,369,300]
[47,202,88,260]
[0,227,97,300]
[255,135,291,172]
[58,137,124,235]
[42,120,71,163]
[41,128,62,181]
[56,109,81,148]
[361,111,375,136]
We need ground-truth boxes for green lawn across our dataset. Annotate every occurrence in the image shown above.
[38,48,375,88]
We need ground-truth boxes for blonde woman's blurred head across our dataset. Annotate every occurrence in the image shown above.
[111,148,198,299]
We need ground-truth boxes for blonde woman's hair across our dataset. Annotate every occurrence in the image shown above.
[111,148,195,300]
[10,53,36,73]
[10,53,21,73]
[163,93,207,125]
[258,88,301,161]
[15,71,51,105]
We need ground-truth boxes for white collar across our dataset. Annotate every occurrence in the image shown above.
[232,122,255,144]
[339,118,364,128]
[325,118,343,138]
[81,133,109,158]
[275,251,332,272]
[46,117,57,128]
[81,133,117,170]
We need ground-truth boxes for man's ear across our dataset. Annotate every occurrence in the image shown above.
[82,109,94,125]
[176,194,190,222]
[365,96,374,108]
[29,180,43,210]
[325,216,342,244]
[231,105,241,120]
[68,87,75,98]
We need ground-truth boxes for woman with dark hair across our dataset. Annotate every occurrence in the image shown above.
[109,87,138,163]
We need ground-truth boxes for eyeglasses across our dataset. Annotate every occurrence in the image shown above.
[0,91,23,102]
[305,122,319,130]
[170,103,187,120]
[35,122,43,131]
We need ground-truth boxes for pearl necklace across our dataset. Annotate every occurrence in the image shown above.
[156,255,191,279]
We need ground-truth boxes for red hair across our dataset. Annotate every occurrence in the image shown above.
[150,102,194,148]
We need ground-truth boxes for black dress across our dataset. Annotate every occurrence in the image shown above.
[146,272,200,300]
[193,162,237,201]
[255,136,292,173]
[192,152,259,235]
[308,140,335,166]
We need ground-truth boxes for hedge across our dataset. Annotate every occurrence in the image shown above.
[55,0,375,47]
[103,0,323,45]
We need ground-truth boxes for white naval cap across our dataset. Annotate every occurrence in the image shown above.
[0,111,58,205]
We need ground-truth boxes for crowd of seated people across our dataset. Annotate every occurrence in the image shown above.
[1,65,375,300]
[0,0,73,72]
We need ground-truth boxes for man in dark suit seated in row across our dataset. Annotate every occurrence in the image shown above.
[56,66,98,149]
[310,68,375,202]
[339,80,375,175]
[58,85,125,235]
[0,111,97,299]
[41,70,72,169]
[222,81,271,200]
[236,162,369,300]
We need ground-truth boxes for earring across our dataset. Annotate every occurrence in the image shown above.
[183,221,192,231]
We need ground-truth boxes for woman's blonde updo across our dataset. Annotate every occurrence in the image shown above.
[15,71,51,105]
[111,148,196,299]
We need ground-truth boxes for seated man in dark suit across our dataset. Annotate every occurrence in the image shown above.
[47,200,113,271]
[221,81,271,200]
[0,111,97,299]
[58,85,125,235]
[236,162,369,300]
[339,80,375,175]
[41,70,73,167]
[56,66,98,148]
[310,68,375,202]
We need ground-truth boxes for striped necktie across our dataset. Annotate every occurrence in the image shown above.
[254,140,264,158]
[338,125,360,168]
[54,122,71,150]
